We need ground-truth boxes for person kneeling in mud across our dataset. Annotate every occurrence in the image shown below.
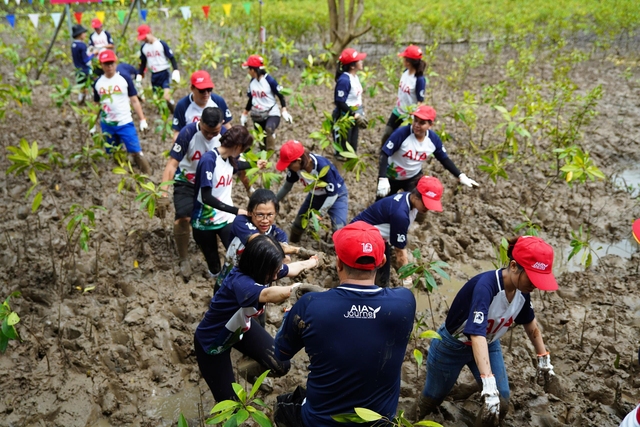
[194,235,318,402]
[417,236,560,425]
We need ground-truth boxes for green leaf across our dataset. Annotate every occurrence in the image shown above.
[330,413,368,423]
[413,348,423,366]
[207,407,236,424]
[252,398,268,409]
[249,369,270,399]
[211,400,240,413]
[353,408,382,421]
[431,265,450,280]
[31,191,42,213]
[614,353,620,369]
[7,312,19,326]
[0,334,8,353]
[178,413,189,427]
[415,421,444,427]
[419,330,441,340]
[232,382,247,403]
[2,319,17,340]
[318,165,330,178]
[250,410,273,427]
[235,409,249,424]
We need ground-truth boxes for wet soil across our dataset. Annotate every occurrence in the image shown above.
[1,36,640,427]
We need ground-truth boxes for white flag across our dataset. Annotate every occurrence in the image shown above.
[4,0,9,5]
[159,7,169,18]
[15,0,20,5]
[179,6,191,20]
[28,13,39,28]
[51,12,62,27]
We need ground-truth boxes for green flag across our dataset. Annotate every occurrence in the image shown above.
[243,2,251,14]
[116,10,126,24]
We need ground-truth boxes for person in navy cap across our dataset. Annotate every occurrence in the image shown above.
[71,24,92,104]
[258,140,348,244]
[273,221,416,427]
[377,104,478,200]
[417,236,559,425]
[352,175,444,287]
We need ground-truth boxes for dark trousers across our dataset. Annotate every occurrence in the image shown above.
[194,320,290,402]
[375,242,393,288]
[333,109,359,153]
[274,386,307,427]
[192,225,232,275]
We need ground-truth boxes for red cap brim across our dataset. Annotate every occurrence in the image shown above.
[526,269,558,291]
[421,197,442,212]
[275,159,290,172]
[633,219,640,244]
[137,33,148,41]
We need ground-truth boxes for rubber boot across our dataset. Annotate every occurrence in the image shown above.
[380,125,394,148]
[265,131,276,152]
[289,224,304,244]
[174,220,192,281]
[132,152,152,175]
[416,395,440,421]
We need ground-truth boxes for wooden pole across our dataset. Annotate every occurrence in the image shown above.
[120,0,140,40]
[65,4,73,40]
[36,6,67,80]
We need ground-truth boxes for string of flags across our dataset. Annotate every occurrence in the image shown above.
[3,2,255,28]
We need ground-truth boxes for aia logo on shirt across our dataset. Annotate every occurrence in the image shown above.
[486,317,514,334]
[402,150,428,161]
[215,174,232,188]
[191,151,201,161]
[146,50,163,58]
[192,116,201,123]
[399,81,412,94]
[251,90,268,98]
[344,305,381,319]
[99,85,123,95]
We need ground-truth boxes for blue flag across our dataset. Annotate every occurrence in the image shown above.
[6,15,15,28]
[140,9,148,21]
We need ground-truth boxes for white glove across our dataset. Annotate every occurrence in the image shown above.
[459,173,479,188]
[377,178,391,198]
[135,74,143,83]
[281,109,293,124]
[171,69,181,84]
[139,120,148,132]
[402,276,413,288]
[240,114,248,126]
[135,80,143,91]
[89,125,97,135]
[537,352,555,376]
[480,375,500,425]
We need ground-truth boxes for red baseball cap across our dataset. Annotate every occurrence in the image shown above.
[416,176,443,212]
[98,50,117,63]
[91,18,102,29]
[242,55,265,69]
[333,221,385,271]
[413,105,436,122]
[190,70,214,90]
[339,48,367,65]
[398,45,423,60]
[137,24,151,41]
[512,236,558,291]
[275,140,305,171]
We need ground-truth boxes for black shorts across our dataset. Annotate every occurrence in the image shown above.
[151,69,171,89]
[173,182,195,220]
[273,386,307,427]
[386,111,404,130]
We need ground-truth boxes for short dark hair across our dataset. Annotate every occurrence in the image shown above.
[248,189,279,214]
[343,263,377,279]
[201,107,223,128]
[238,234,285,284]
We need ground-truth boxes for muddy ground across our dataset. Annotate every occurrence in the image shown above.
[1,33,640,427]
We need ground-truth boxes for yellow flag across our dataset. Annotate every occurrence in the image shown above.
[119,0,125,5]
[96,11,105,23]
[222,3,232,16]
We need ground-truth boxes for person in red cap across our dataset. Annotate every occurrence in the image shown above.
[273,221,416,427]
[171,70,233,143]
[88,18,114,54]
[380,45,427,147]
[239,54,292,151]
[352,175,444,287]
[92,50,150,175]
[418,235,559,425]
[377,104,478,200]
[333,47,367,159]
[257,140,348,243]
[135,25,179,114]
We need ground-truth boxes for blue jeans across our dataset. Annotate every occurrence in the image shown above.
[421,325,510,403]
[294,190,348,232]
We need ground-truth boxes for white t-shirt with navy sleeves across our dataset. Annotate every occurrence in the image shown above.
[93,72,137,126]
[247,74,282,116]
[382,126,450,180]
[172,93,232,132]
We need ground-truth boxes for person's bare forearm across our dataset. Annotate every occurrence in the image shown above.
[471,335,492,377]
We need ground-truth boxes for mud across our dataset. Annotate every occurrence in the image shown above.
[1,34,640,427]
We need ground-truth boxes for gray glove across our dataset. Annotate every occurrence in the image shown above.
[355,115,369,129]
[155,197,170,219]
[294,283,326,300]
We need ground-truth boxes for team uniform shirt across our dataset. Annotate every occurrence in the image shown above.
[196,266,289,355]
[191,149,236,231]
[71,40,92,75]
[445,270,535,345]
[247,74,282,116]
[620,404,640,427]
[225,215,288,267]
[394,69,426,115]
[116,63,137,80]
[93,72,137,126]
[139,40,174,73]
[335,72,363,108]
[89,31,114,52]
[382,126,450,180]
[351,193,416,249]
[172,93,232,132]
[285,154,345,197]
[275,285,416,427]
[170,122,225,185]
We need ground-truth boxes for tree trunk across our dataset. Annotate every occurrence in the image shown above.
[327,0,372,57]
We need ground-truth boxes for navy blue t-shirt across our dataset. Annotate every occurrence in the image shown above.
[275,284,415,426]
[71,41,92,75]
[351,193,414,248]
[285,154,346,197]
[116,63,138,80]
[231,215,288,247]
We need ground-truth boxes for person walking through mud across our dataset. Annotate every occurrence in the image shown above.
[417,236,560,425]
[353,176,444,287]
[215,189,319,292]
[156,107,226,281]
[194,234,316,402]
[92,50,150,175]
[71,24,92,104]
[191,125,253,279]
[135,24,179,114]
[333,47,368,159]
[377,105,478,200]
[273,221,416,427]
[258,140,348,244]
[239,54,292,151]
[379,45,427,147]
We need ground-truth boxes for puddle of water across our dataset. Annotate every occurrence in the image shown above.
[556,237,638,273]
[613,164,640,197]
[144,384,212,425]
